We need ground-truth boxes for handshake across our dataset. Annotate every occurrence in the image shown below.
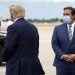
[61,54,75,62]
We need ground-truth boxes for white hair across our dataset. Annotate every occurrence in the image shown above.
[9,4,25,18]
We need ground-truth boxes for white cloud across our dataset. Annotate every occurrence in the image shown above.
[22,0,75,2]
[0,0,75,2]
[53,0,75,2]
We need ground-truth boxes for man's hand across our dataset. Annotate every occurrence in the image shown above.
[69,54,75,61]
[61,54,70,61]
[61,54,75,62]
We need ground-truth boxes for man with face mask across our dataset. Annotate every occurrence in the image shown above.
[52,7,75,75]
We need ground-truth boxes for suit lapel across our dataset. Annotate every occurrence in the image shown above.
[63,23,70,42]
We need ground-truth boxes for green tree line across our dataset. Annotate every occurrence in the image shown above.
[2,18,63,22]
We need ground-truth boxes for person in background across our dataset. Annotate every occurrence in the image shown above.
[52,6,75,75]
[0,4,45,75]
[1,20,13,31]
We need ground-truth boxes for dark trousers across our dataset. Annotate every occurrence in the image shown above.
[56,66,75,75]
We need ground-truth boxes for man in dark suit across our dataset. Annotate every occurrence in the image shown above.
[0,4,45,75]
[52,6,75,75]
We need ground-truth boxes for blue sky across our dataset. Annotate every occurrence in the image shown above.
[0,0,75,19]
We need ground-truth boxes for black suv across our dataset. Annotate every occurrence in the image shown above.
[0,31,6,65]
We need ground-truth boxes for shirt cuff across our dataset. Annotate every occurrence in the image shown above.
[61,55,64,59]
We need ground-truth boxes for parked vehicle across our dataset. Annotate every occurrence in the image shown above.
[0,21,12,65]
[0,31,6,65]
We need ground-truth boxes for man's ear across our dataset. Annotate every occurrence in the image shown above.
[72,15,75,20]
[74,15,75,20]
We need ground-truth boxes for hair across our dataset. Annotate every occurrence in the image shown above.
[9,4,25,18]
[64,6,75,15]
[73,8,75,20]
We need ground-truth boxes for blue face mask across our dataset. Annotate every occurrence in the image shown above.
[63,16,72,24]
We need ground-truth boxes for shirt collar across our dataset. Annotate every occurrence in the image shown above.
[72,21,75,26]
[67,22,75,27]
[14,17,23,23]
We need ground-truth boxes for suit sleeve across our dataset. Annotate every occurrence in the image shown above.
[32,25,39,55]
[0,25,18,61]
[35,27,39,55]
[51,26,64,59]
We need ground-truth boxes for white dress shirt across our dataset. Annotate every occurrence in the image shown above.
[67,22,75,38]
[14,17,23,23]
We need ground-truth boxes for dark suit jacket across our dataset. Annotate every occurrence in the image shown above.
[52,23,75,68]
[1,18,45,75]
